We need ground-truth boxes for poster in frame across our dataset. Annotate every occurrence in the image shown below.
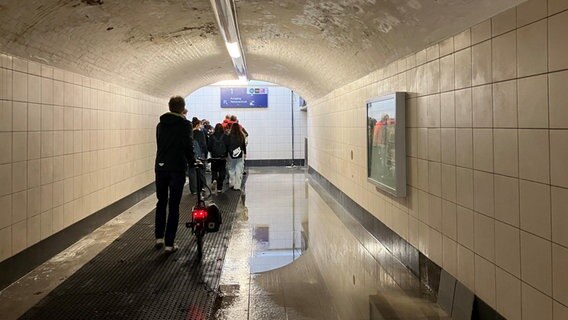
[366,92,406,197]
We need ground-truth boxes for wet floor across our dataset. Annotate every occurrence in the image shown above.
[0,167,449,320]
[0,195,159,320]
[216,167,449,320]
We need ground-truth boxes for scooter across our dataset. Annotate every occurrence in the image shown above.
[186,160,222,260]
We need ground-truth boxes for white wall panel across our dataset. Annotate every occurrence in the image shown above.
[186,84,307,161]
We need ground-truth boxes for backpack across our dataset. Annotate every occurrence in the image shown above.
[210,135,226,158]
[192,139,202,159]
[205,203,222,232]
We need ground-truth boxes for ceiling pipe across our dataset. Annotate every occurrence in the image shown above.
[209,0,248,82]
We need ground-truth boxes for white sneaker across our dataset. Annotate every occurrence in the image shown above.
[211,180,217,192]
[165,244,179,253]
[155,238,164,248]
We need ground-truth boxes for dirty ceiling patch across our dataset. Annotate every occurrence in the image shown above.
[81,0,104,6]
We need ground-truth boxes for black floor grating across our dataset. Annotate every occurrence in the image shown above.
[20,188,242,320]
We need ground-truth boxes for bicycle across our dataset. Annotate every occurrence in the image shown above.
[185,160,222,260]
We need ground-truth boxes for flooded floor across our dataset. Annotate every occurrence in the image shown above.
[216,167,449,320]
[0,167,449,320]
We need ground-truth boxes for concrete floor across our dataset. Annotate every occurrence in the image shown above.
[0,167,448,320]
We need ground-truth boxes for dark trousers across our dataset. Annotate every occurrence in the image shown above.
[188,167,207,193]
[211,159,226,190]
[155,170,186,246]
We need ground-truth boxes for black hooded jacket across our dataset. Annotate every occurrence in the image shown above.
[155,112,195,172]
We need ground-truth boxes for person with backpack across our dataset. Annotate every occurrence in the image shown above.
[207,123,229,193]
[188,118,208,194]
[231,116,249,176]
[227,123,247,190]
[231,115,248,138]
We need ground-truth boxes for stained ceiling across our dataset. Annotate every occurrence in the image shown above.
[0,0,523,100]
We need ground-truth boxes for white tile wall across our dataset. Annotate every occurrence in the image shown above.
[0,52,162,263]
[185,85,307,161]
[308,1,568,317]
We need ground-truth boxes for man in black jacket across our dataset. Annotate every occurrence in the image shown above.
[155,96,195,253]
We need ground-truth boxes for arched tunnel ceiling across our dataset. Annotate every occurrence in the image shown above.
[0,0,522,101]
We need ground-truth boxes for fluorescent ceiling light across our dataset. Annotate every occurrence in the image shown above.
[210,0,248,81]
[226,42,241,58]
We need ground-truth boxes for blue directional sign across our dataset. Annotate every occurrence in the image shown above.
[220,87,268,108]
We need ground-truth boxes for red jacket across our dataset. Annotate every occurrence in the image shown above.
[222,119,234,130]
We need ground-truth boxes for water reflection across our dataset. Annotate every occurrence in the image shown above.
[245,168,307,273]
[217,168,448,319]
[251,178,448,319]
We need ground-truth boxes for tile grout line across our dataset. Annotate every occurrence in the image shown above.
[546,5,555,318]
[514,8,524,317]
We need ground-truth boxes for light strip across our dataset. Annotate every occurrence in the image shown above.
[225,42,241,58]
[209,0,248,81]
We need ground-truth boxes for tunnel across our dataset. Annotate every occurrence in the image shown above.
[0,0,567,319]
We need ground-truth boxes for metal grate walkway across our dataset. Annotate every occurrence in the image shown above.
[20,189,242,320]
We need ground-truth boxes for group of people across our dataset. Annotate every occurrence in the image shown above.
[188,114,248,194]
[153,96,248,252]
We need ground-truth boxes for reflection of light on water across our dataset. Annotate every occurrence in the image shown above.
[303,182,447,319]
[217,169,446,319]
[246,171,307,273]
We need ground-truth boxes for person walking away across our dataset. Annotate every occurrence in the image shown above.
[202,119,214,136]
[208,123,229,193]
[155,96,195,253]
[231,116,249,175]
[227,123,247,190]
[188,117,208,194]
[192,117,208,158]
[231,115,249,137]
[201,119,213,172]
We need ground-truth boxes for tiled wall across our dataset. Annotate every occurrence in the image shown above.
[308,0,568,319]
[0,53,162,263]
[186,85,307,161]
